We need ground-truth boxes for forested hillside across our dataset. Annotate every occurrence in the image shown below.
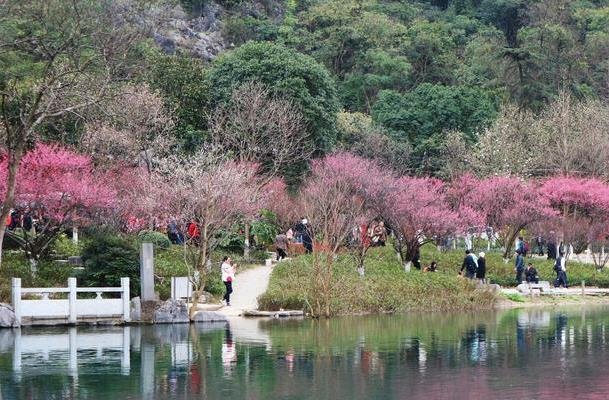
[177,0,609,178]
[3,0,609,181]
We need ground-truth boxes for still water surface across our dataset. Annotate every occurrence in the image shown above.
[1,306,609,399]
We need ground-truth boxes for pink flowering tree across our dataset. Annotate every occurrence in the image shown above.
[381,177,468,271]
[149,152,263,317]
[298,153,390,316]
[0,144,115,265]
[454,175,555,259]
[539,176,609,264]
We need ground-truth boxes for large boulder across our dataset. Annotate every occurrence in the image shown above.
[192,311,228,323]
[0,303,18,328]
[153,299,189,324]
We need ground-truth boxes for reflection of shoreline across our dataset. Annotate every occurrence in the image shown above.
[3,307,609,400]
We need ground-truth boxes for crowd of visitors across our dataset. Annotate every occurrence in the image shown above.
[5,206,43,235]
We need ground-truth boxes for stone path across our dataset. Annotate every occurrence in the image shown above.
[220,264,273,317]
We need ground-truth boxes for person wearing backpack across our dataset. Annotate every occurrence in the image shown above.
[554,252,568,288]
[460,249,477,279]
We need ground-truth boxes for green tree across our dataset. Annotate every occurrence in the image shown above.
[146,50,209,149]
[372,84,499,173]
[206,41,339,153]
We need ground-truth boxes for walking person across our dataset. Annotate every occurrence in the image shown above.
[221,256,236,306]
[514,250,525,284]
[554,252,568,288]
[460,249,477,279]
[275,232,289,261]
[476,252,486,284]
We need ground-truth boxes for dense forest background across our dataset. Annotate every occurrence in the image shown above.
[4,0,609,181]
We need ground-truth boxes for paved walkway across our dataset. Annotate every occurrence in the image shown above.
[221,264,273,316]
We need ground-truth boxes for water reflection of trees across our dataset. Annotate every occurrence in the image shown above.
[3,307,609,399]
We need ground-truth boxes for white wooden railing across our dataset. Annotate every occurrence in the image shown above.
[11,277,130,324]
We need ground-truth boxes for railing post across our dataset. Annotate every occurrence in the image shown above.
[11,278,22,325]
[68,277,77,324]
[121,277,130,323]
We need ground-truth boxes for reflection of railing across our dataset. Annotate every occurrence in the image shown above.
[12,327,131,379]
[11,277,130,325]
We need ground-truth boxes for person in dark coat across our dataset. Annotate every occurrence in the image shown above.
[514,250,525,284]
[547,239,557,260]
[460,249,477,279]
[294,218,306,244]
[525,263,539,284]
[476,252,486,283]
[300,219,313,253]
[554,252,568,288]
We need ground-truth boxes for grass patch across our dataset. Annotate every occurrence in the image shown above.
[502,293,526,302]
[258,246,497,315]
[419,245,609,288]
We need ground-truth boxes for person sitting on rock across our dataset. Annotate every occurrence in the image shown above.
[525,263,539,284]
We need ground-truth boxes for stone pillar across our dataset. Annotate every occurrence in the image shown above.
[72,225,79,243]
[68,277,77,324]
[11,278,21,325]
[140,243,155,301]
[121,277,131,323]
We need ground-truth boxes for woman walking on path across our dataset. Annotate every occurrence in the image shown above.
[221,256,236,306]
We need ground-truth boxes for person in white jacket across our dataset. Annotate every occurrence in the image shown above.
[221,256,236,306]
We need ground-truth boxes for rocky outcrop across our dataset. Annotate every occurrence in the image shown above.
[153,299,190,324]
[149,2,228,61]
[192,311,228,323]
[0,303,18,328]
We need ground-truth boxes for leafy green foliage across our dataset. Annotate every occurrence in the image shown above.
[251,210,281,247]
[137,230,172,250]
[206,41,340,153]
[145,49,209,149]
[80,234,140,296]
[51,234,84,257]
[372,83,499,173]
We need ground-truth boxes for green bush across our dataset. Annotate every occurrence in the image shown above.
[51,233,84,257]
[251,210,280,248]
[138,230,172,250]
[0,252,32,302]
[80,234,140,297]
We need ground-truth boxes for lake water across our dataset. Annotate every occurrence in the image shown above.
[2,306,609,399]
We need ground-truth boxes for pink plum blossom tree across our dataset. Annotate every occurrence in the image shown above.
[0,144,115,264]
[298,153,390,316]
[147,151,263,317]
[452,175,554,259]
[539,176,609,262]
[382,177,468,270]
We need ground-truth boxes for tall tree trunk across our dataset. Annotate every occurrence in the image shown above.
[0,148,23,267]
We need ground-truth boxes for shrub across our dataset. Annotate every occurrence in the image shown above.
[251,210,280,248]
[80,234,140,296]
[51,233,84,257]
[138,230,171,250]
